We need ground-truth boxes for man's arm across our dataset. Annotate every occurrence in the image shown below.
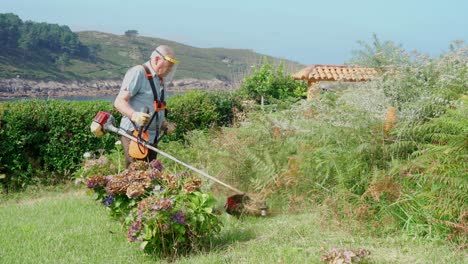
[114,89,135,119]
[114,90,150,126]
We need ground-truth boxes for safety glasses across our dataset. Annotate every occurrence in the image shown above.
[155,50,179,65]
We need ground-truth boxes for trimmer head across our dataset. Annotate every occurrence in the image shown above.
[225,194,268,217]
[225,194,250,216]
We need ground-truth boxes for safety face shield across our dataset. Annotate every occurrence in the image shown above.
[155,50,179,83]
[163,63,178,83]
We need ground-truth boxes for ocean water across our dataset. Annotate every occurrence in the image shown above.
[0,91,176,102]
[0,95,116,102]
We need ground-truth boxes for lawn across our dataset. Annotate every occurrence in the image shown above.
[0,186,466,263]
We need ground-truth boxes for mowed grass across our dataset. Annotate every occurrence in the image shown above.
[0,187,148,263]
[0,187,466,264]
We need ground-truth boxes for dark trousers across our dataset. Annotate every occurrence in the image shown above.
[121,136,157,168]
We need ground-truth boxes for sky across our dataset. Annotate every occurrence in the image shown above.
[2,0,467,65]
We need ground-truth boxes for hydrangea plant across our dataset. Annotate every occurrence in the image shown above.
[86,160,222,257]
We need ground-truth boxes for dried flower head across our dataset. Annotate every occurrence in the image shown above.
[129,160,149,171]
[138,197,173,213]
[183,177,202,194]
[86,175,107,189]
[127,220,142,242]
[150,159,164,171]
[106,174,129,195]
[126,184,146,199]
[160,172,178,189]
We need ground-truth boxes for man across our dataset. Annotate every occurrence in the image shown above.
[114,45,178,168]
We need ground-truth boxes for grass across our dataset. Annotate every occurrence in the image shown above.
[1,186,466,264]
[0,186,148,263]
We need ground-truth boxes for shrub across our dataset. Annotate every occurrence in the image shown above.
[0,99,119,189]
[166,90,243,140]
[241,59,307,103]
[85,160,222,258]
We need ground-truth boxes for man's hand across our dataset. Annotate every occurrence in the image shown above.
[131,112,150,126]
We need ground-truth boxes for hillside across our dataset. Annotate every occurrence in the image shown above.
[0,30,303,82]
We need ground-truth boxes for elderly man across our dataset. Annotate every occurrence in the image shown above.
[114,45,179,168]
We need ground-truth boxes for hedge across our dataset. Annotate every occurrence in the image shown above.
[0,99,119,189]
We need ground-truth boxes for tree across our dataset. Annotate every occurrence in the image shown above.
[55,53,70,71]
[124,30,139,38]
[347,33,409,68]
[0,13,23,49]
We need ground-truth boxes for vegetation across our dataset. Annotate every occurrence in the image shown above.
[0,13,89,58]
[0,100,119,190]
[0,13,303,81]
[85,160,222,258]
[157,41,467,243]
[0,94,243,190]
[347,33,409,68]
[241,59,307,104]
[166,90,244,140]
[124,29,139,38]
[0,32,466,262]
[0,188,466,263]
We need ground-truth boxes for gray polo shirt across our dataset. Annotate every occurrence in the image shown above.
[117,61,165,143]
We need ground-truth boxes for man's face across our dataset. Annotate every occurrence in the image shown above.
[155,52,175,77]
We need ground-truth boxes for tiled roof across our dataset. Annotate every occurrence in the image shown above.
[292,64,378,82]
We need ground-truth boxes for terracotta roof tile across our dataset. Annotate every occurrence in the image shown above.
[292,64,378,82]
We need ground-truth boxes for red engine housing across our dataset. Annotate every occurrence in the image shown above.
[93,111,111,126]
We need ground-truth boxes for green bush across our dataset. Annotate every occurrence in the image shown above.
[241,59,307,103]
[0,99,119,189]
[166,90,243,140]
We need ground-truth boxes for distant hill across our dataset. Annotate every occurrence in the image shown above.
[76,31,303,81]
[0,28,303,82]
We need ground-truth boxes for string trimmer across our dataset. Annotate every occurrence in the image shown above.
[90,111,268,216]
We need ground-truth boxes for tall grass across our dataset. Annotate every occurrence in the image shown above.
[158,43,467,241]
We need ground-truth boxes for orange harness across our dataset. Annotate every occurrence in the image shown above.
[128,64,166,159]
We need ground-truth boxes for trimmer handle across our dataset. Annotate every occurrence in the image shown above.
[138,106,150,137]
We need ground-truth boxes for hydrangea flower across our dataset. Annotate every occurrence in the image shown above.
[160,198,173,211]
[103,195,114,207]
[172,212,186,225]
[127,220,142,242]
[86,175,107,189]
[150,159,164,171]
[149,198,173,211]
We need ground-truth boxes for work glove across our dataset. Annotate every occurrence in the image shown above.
[131,111,150,126]
[161,120,177,135]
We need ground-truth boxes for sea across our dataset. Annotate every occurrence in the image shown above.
[0,91,176,102]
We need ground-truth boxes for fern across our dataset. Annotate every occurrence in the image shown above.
[245,148,278,191]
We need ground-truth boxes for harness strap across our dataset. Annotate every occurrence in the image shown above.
[141,64,167,145]
[142,64,159,101]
